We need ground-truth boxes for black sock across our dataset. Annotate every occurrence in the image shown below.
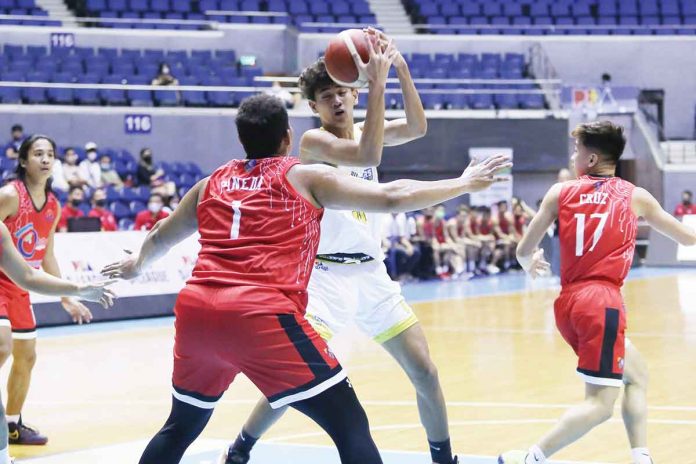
[429,438,453,464]
[230,428,258,455]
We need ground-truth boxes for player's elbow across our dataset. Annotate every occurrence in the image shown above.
[411,120,427,139]
[381,183,411,212]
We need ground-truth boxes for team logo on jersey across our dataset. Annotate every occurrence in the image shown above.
[314,261,329,272]
[618,357,624,370]
[244,159,258,172]
[594,181,603,191]
[324,347,336,361]
[44,208,55,222]
[14,223,39,260]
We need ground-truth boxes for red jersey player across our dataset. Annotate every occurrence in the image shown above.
[500,121,696,464]
[102,94,511,464]
[0,135,115,454]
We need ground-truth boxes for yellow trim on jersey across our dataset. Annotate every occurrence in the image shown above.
[373,303,419,344]
[305,314,334,341]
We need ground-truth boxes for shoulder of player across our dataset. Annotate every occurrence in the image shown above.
[0,183,19,209]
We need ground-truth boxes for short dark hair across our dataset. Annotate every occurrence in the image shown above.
[236,94,289,159]
[11,124,23,132]
[571,120,626,164]
[684,190,693,197]
[149,193,164,202]
[497,200,507,207]
[69,186,83,195]
[298,58,336,101]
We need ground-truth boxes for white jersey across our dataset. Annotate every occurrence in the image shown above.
[316,124,385,260]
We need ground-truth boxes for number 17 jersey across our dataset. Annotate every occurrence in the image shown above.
[558,175,638,287]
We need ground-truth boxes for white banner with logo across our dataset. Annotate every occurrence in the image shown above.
[467,147,514,207]
[29,231,201,303]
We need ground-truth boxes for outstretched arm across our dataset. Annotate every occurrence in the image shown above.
[632,187,696,246]
[102,178,206,279]
[288,155,512,213]
[0,222,114,307]
[517,183,563,277]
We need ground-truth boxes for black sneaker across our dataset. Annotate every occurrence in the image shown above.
[8,417,48,445]
[223,448,250,464]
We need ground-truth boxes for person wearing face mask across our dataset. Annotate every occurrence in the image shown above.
[78,142,102,189]
[137,148,176,197]
[99,155,124,189]
[134,193,169,231]
[673,190,696,218]
[58,186,85,233]
[163,192,180,214]
[151,62,179,86]
[61,148,89,189]
[87,188,117,231]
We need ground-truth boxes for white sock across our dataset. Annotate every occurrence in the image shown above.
[525,445,546,464]
[632,448,653,464]
[0,446,10,464]
[5,415,19,425]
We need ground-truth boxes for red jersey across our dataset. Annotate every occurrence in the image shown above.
[422,218,446,243]
[498,211,511,235]
[514,214,526,235]
[58,204,84,231]
[476,216,493,235]
[0,181,59,291]
[133,209,169,231]
[674,203,696,217]
[558,176,637,287]
[88,207,118,231]
[189,156,322,310]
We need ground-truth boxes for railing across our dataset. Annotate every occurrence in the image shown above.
[529,42,561,110]
[411,23,696,33]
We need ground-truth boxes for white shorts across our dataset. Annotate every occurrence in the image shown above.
[306,259,418,344]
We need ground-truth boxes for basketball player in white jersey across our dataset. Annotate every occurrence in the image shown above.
[222,29,459,464]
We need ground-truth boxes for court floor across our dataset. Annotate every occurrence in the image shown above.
[8,267,696,463]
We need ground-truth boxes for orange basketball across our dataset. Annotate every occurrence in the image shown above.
[324,29,371,88]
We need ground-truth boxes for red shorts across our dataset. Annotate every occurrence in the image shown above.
[0,284,37,339]
[172,284,345,410]
[554,281,626,387]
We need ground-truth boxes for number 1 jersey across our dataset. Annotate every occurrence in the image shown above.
[190,156,323,310]
[558,176,638,287]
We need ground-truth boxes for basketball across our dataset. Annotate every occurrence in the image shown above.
[324,29,371,88]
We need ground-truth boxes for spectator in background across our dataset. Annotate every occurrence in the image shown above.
[79,142,102,188]
[88,188,117,231]
[382,212,421,281]
[674,190,696,218]
[51,153,68,193]
[447,205,482,276]
[470,206,501,274]
[99,154,124,189]
[151,62,179,86]
[61,147,89,189]
[4,124,24,159]
[58,186,85,232]
[264,81,294,108]
[134,193,169,231]
[163,192,180,214]
[137,148,175,197]
[492,200,517,271]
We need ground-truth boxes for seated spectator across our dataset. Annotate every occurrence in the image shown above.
[62,147,89,189]
[136,148,176,197]
[492,200,518,271]
[447,205,482,276]
[79,142,102,188]
[469,206,501,274]
[674,190,696,217]
[51,153,68,193]
[4,124,24,159]
[511,199,531,241]
[382,212,421,281]
[264,81,294,108]
[134,193,169,231]
[163,192,180,214]
[417,205,465,279]
[87,188,117,231]
[151,62,179,86]
[58,186,85,232]
[99,154,124,189]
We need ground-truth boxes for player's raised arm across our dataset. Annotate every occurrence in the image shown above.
[632,187,696,246]
[101,178,207,280]
[366,28,427,146]
[0,222,115,307]
[300,34,396,167]
[289,155,511,213]
[517,183,563,278]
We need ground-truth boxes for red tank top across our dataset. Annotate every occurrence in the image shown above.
[514,214,526,235]
[558,176,637,287]
[189,156,323,310]
[0,181,59,292]
[478,217,493,235]
[434,220,446,243]
[498,212,511,235]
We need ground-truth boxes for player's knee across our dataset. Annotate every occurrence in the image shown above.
[14,348,37,369]
[409,358,440,391]
[0,342,11,365]
[590,398,615,424]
